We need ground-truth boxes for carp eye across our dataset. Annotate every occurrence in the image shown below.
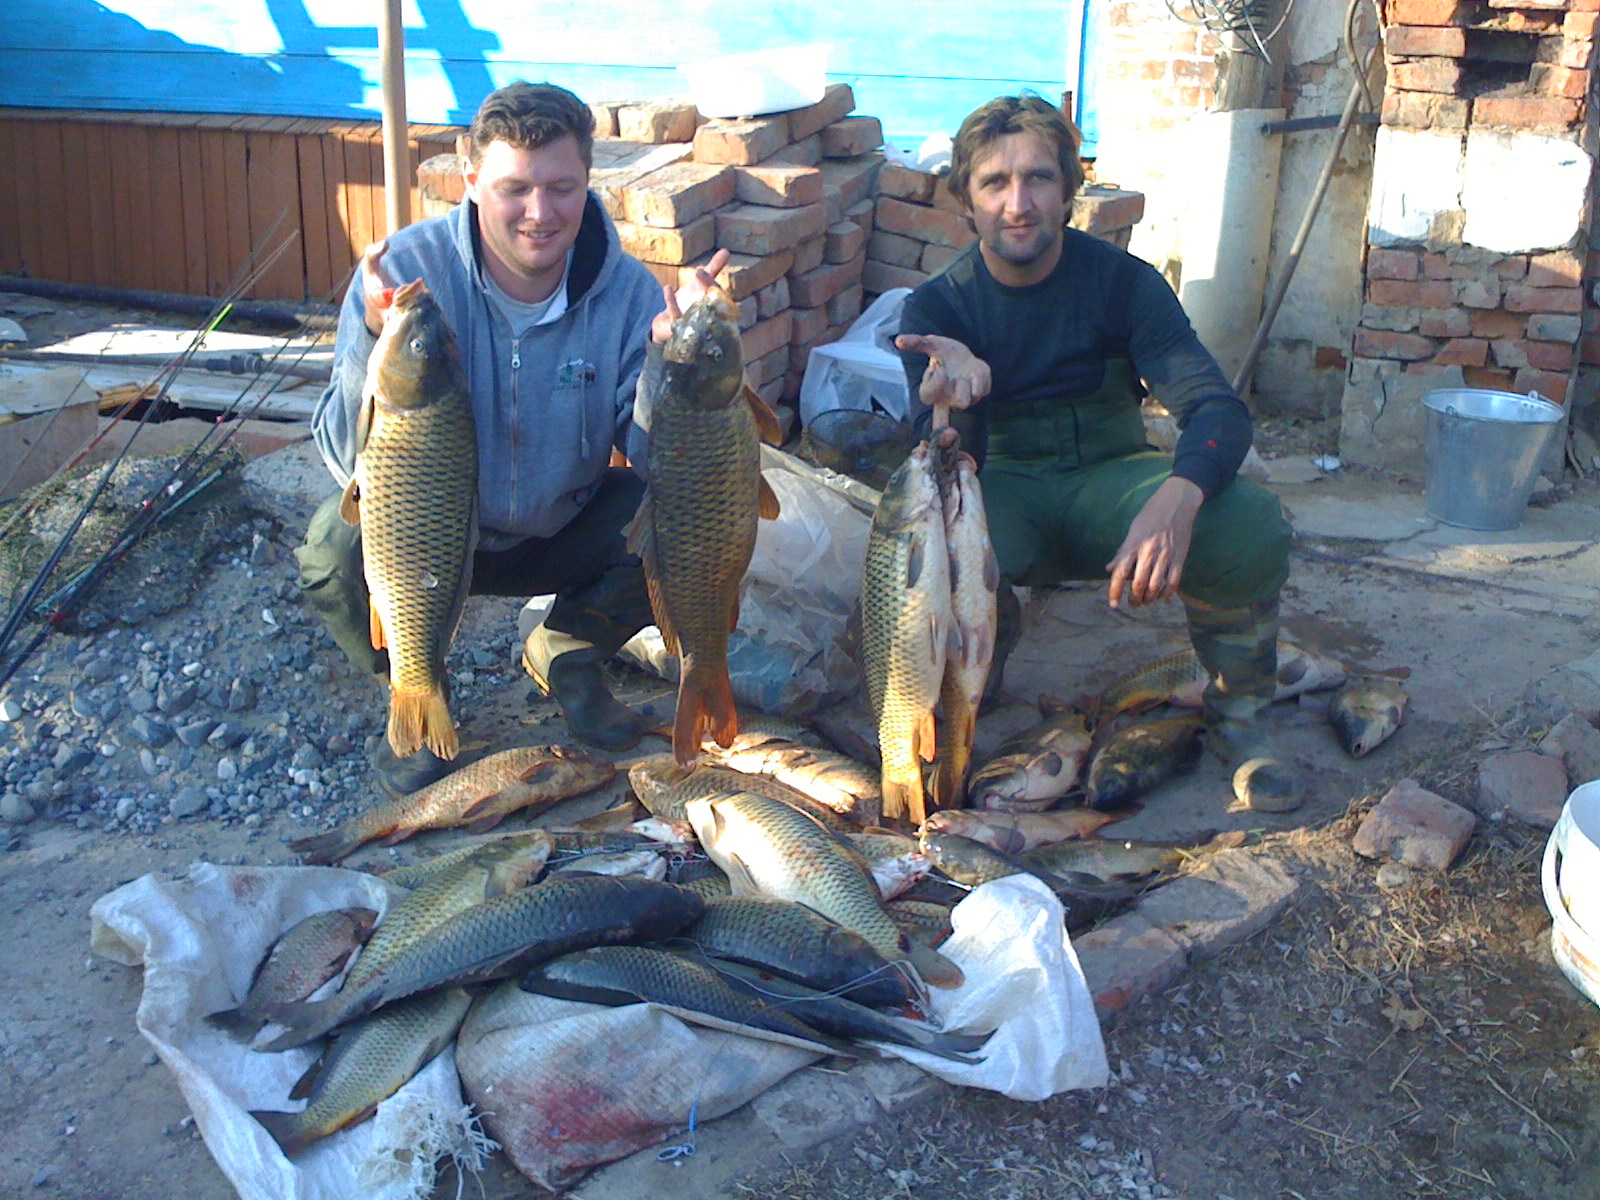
[704,344,722,361]
[409,337,425,355]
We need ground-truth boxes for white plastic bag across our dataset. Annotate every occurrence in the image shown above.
[799,287,915,425]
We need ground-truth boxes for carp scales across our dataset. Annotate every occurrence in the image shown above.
[206,907,378,1039]
[628,755,849,830]
[920,807,1123,857]
[343,279,478,762]
[374,829,560,891]
[251,988,471,1155]
[686,789,963,989]
[1084,715,1206,811]
[1020,837,1190,883]
[291,746,615,864]
[701,734,882,826]
[260,875,704,1051]
[843,831,931,901]
[860,444,951,824]
[931,449,998,812]
[1093,640,1347,726]
[628,286,782,765]
[1329,676,1409,757]
[967,697,1093,812]
[917,830,1140,933]
[676,895,914,1010]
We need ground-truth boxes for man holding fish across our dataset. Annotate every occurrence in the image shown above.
[299,81,729,795]
[895,94,1302,813]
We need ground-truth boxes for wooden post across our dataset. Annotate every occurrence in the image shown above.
[379,0,411,235]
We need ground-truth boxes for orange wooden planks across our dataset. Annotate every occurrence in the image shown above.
[296,133,335,303]
[0,121,23,275]
[54,121,97,285]
[245,130,303,301]
[146,126,188,295]
[175,127,210,295]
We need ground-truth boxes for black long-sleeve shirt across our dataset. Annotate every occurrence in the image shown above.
[897,228,1251,498]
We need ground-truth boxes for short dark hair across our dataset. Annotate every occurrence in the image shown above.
[468,81,595,170]
[946,93,1085,216]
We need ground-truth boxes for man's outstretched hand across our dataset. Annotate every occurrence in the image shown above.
[895,333,991,415]
[1105,476,1204,610]
[652,248,732,343]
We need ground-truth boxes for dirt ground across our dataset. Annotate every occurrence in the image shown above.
[3,295,1600,1199]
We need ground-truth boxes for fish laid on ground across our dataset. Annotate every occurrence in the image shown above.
[967,697,1094,812]
[372,829,561,891]
[695,954,989,1062]
[259,875,704,1051]
[546,849,668,881]
[702,735,882,827]
[1084,715,1206,811]
[843,830,931,901]
[252,988,471,1155]
[920,807,1123,857]
[206,907,379,1039]
[674,894,914,1010]
[1093,640,1347,726]
[291,746,614,864]
[629,755,849,830]
[521,945,846,1053]
[859,444,952,824]
[885,897,957,946]
[686,789,963,989]
[931,449,998,812]
[629,286,782,765]
[917,830,1140,933]
[1328,676,1409,757]
[341,278,478,761]
[1020,838,1190,883]
[669,857,733,899]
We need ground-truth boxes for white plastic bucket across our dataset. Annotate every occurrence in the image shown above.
[679,44,830,119]
[1541,780,1600,1009]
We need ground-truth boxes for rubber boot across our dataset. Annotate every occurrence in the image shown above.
[1185,595,1305,813]
[370,738,454,799]
[521,564,653,752]
[980,584,1023,714]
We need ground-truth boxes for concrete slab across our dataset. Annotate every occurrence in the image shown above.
[1280,483,1437,542]
[1127,852,1303,960]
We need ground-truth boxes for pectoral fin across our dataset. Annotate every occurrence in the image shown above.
[744,383,784,446]
[758,474,781,520]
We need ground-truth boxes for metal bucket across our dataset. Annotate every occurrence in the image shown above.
[1422,388,1564,531]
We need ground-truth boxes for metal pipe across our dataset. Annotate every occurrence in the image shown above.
[379,0,412,235]
[1260,111,1380,136]
[0,347,331,384]
[0,276,335,330]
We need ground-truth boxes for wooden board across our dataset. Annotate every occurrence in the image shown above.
[0,120,21,275]
[147,127,188,296]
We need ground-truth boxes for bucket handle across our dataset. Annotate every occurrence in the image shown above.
[1541,811,1600,954]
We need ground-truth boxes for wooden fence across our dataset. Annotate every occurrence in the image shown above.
[0,109,464,305]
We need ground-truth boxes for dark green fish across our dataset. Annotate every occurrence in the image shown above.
[1084,715,1205,810]
[918,830,1139,933]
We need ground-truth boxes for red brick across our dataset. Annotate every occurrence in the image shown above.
[736,294,758,331]
[788,340,814,374]
[867,230,924,269]
[1471,309,1527,339]
[1369,248,1421,280]
[740,309,794,363]
[790,303,830,344]
[822,116,883,158]
[1353,328,1437,360]
[621,162,734,228]
[734,165,823,208]
[1455,278,1503,309]
[862,259,929,294]
[876,195,977,248]
[1382,92,1470,129]
[715,203,829,256]
[1514,366,1569,401]
[1530,64,1590,99]
[921,242,961,274]
[417,153,465,206]
[827,284,864,327]
[823,221,865,264]
[1433,337,1488,367]
[818,156,885,212]
[766,135,822,167]
[1389,58,1463,92]
[589,101,622,138]
[790,258,864,307]
[1421,252,1474,280]
[1505,284,1583,313]
[1526,312,1583,342]
[1582,333,1600,365]
[1385,25,1467,56]
[932,177,970,215]
[1527,250,1583,287]
[755,276,790,319]
[1472,96,1583,129]
[845,198,876,237]
[1071,186,1146,234]
[1314,345,1348,370]
[617,100,699,144]
[1559,38,1596,69]
[1461,366,1513,390]
[786,83,857,142]
[791,235,826,275]
[1494,255,1529,281]
[746,344,789,388]
[878,161,937,203]
[693,116,791,165]
[1419,307,1472,337]
[1387,0,1474,22]
[779,370,803,405]
[1567,10,1600,38]
[1368,278,1457,308]
[1526,341,1576,371]
[1500,10,1561,34]
[636,259,681,290]
[615,214,716,265]
[677,250,794,300]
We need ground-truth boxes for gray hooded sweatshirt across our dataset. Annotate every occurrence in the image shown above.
[311,193,661,551]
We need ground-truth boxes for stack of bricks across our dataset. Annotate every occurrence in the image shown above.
[1348,0,1598,412]
[599,83,885,417]
[862,167,1149,298]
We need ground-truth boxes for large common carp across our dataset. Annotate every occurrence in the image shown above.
[1084,714,1206,810]
[1093,640,1347,726]
[291,746,614,864]
[251,988,471,1155]
[701,734,882,826]
[342,279,478,762]
[686,790,963,989]
[920,807,1123,857]
[917,830,1140,933]
[206,907,378,1039]
[860,445,951,824]
[629,287,781,765]
[931,449,998,812]
[967,698,1093,812]
[628,755,849,831]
